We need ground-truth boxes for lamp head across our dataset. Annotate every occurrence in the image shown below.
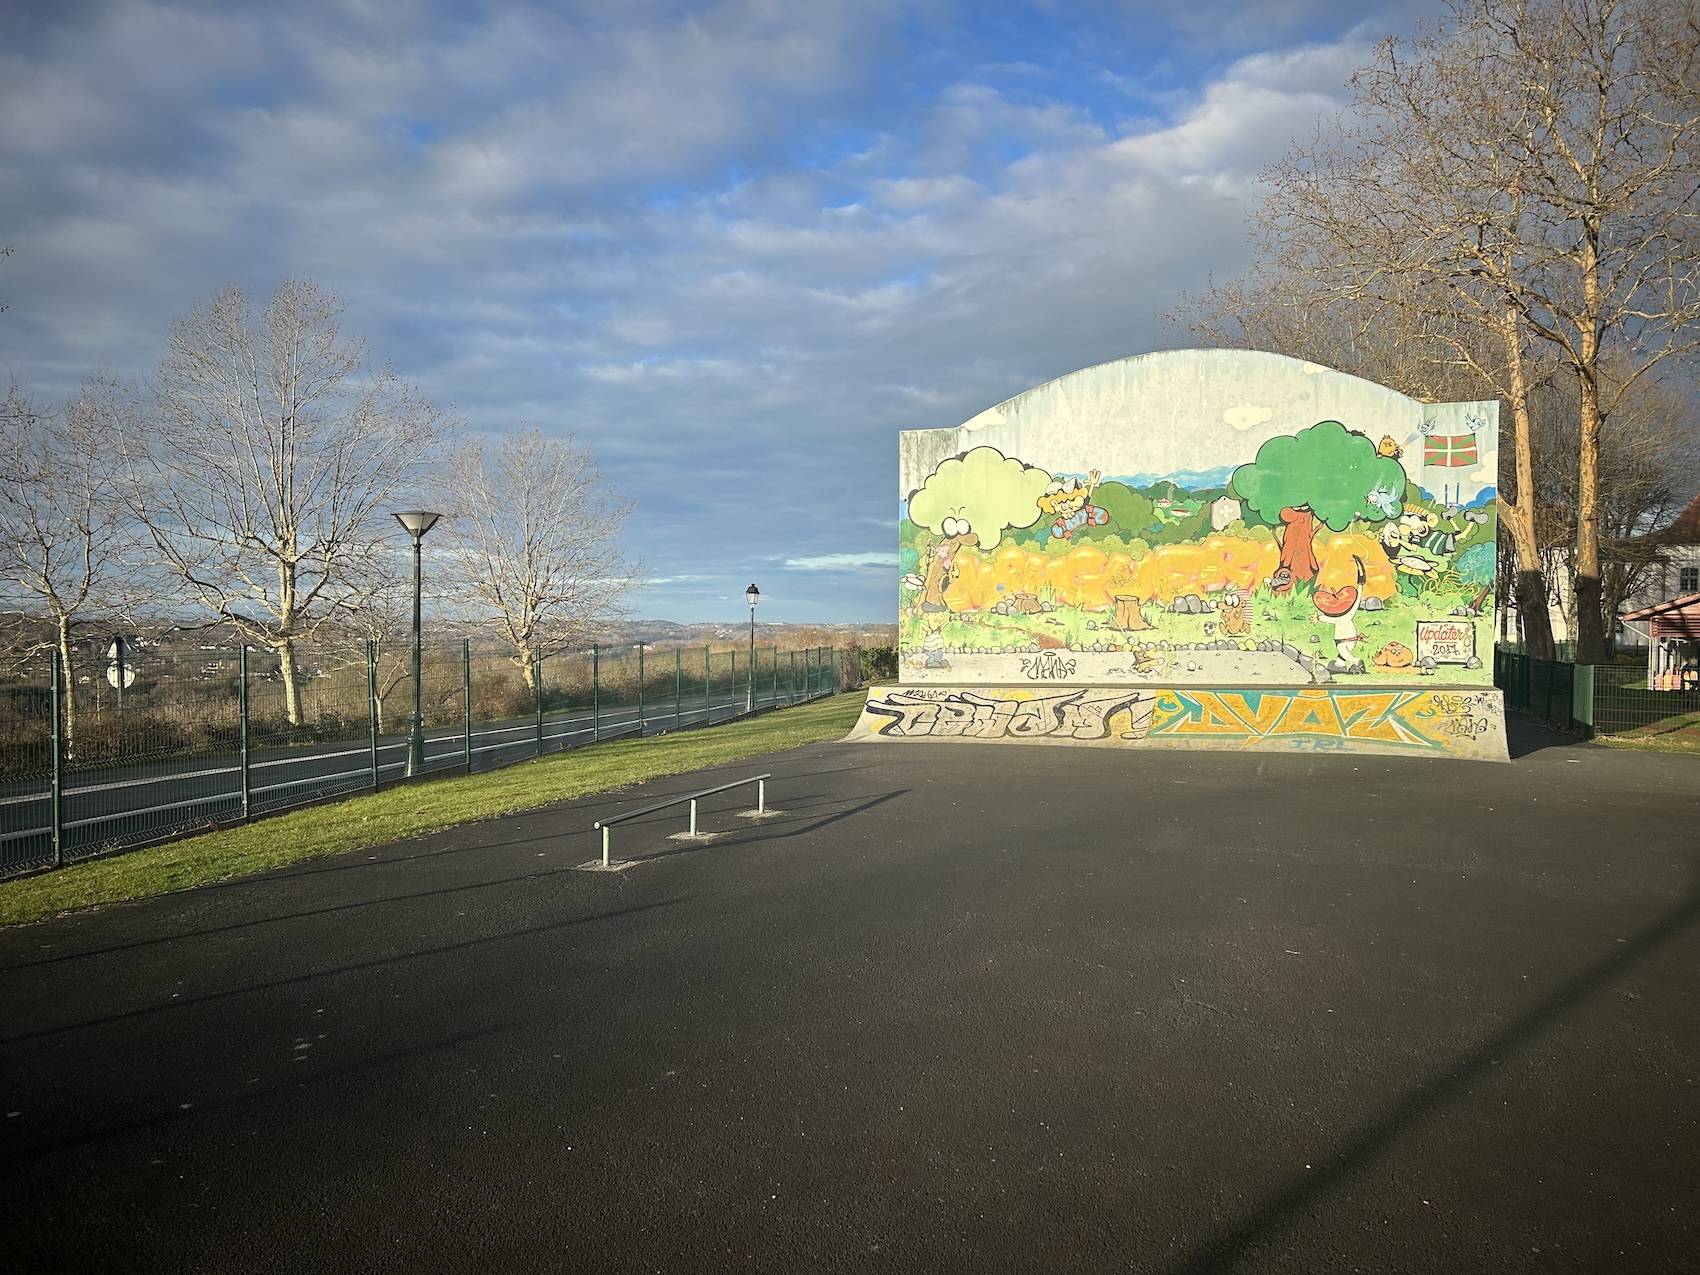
[393,510,442,541]
[745,583,760,608]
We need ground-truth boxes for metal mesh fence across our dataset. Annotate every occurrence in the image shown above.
[1495,646,1700,742]
[1,641,848,879]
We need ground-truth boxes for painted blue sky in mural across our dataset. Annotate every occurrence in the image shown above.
[0,0,1447,622]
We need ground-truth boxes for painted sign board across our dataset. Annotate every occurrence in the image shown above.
[1415,618,1477,666]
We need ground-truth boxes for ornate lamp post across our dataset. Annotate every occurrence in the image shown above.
[745,583,760,712]
[393,510,441,776]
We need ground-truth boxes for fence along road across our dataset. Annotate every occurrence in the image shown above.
[1,643,844,878]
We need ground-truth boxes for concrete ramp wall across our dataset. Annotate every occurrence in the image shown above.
[852,685,1508,761]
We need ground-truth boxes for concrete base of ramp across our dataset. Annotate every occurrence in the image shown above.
[851,683,1509,761]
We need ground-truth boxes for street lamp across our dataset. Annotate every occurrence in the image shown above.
[393,510,441,776]
[745,583,760,712]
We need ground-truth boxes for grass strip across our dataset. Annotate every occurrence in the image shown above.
[2,691,868,928]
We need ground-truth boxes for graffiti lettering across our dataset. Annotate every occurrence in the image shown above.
[1019,652,1078,680]
[863,688,1153,741]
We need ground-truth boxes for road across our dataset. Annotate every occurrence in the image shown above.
[1,716,1696,1272]
[0,683,821,873]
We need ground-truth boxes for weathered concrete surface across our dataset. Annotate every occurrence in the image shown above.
[855,684,1509,761]
[1,715,1692,1273]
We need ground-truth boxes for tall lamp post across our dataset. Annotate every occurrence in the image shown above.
[745,583,760,712]
[393,510,442,776]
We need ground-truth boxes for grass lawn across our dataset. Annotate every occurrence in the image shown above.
[1590,713,1700,754]
[1,691,868,928]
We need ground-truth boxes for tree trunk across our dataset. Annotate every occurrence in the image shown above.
[1572,348,1608,664]
[518,647,537,691]
[1111,594,1152,631]
[1496,315,1556,661]
[56,614,77,758]
[1278,507,1321,583]
[279,638,304,726]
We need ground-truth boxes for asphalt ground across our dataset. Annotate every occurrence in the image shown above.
[1,715,1696,1274]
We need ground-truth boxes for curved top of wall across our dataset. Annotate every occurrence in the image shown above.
[899,348,1497,505]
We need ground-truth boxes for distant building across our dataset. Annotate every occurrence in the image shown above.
[1618,490,1700,649]
[1210,496,1242,531]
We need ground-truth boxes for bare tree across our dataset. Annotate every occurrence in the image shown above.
[1529,368,1700,626]
[1202,0,1700,662]
[0,378,144,752]
[131,279,447,724]
[433,427,644,687]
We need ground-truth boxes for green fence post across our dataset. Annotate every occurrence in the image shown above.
[1573,664,1594,737]
[637,642,645,737]
[704,646,711,723]
[790,649,796,702]
[463,638,473,770]
[592,644,601,742]
[49,649,63,868]
[535,653,545,752]
[674,646,682,728]
[367,641,380,792]
[239,645,252,821]
[731,649,738,717]
[773,643,779,708]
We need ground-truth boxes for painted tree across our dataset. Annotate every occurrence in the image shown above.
[1229,421,1408,586]
[907,447,1049,551]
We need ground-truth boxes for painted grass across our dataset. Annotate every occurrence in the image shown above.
[1,692,868,928]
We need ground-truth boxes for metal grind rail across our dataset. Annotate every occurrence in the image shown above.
[593,774,771,868]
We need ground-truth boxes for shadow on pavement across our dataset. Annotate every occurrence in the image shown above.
[1165,885,1700,1273]
[0,897,685,1049]
[1505,710,1593,759]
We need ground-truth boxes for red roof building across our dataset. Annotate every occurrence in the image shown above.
[1619,593,1700,690]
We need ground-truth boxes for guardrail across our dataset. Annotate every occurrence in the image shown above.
[593,773,772,868]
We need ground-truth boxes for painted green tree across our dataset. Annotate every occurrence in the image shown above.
[1228,420,1406,585]
[908,446,1049,551]
[1091,481,1157,538]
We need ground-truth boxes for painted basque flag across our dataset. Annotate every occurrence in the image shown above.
[1423,433,1478,467]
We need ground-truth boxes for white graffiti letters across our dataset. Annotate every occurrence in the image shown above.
[864,689,1154,741]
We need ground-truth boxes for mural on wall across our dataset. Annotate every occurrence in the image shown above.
[898,350,1499,688]
[852,685,1508,760]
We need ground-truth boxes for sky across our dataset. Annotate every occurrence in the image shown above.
[0,0,1445,624]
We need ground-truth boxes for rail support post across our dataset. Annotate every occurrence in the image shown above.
[239,645,252,821]
[50,649,64,868]
[367,640,380,792]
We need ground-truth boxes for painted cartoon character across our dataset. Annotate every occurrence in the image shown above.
[920,616,951,670]
[1380,516,1444,596]
[1215,591,1252,636]
[1315,556,1366,672]
[1373,640,1416,672]
[1364,482,1400,520]
[1401,505,1459,556]
[903,517,979,614]
[1377,434,1404,460]
[1036,471,1109,540]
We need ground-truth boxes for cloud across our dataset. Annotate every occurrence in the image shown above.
[1469,448,1499,488]
[0,0,1420,621]
[785,552,899,570]
[1223,403,1273,429]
